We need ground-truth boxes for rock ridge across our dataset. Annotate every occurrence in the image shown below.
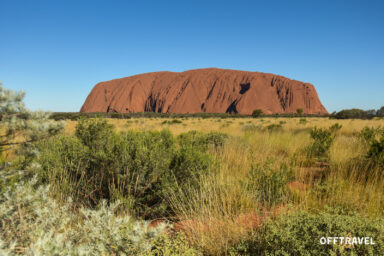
[80,68,328,115]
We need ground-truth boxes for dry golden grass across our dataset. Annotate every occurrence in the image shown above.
[63,117,384,255]
[64,117,384,136]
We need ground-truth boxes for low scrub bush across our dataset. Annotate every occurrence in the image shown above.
[241,123,262,133]
[352,127,384,171]
[36,119,227,218]
[299,118,307,124]
[359,127,384,144]
[265,123,283,132]
[177,130,228,151]
[229,208,384,255]
[307,124,342,160]
[241,123,283,133]
[0,84,64,169]
[296,108,304,116]
[161,119,183,125]
[252,109,264,118]
[367,135,384,167]
[0,177,199,255]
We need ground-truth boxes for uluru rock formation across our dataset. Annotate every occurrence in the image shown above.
[81,68,328,115]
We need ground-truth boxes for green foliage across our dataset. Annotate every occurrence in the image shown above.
[177,130,228,151]
[266,123,283,132]
[329,123,343,132]
[241,123,262,133]
[51,111,256,120]
[299,118,307,124]
[0,176,190,255]
[245,162,293,206]
[37,119,226,218]
[49,111,330,121]
[252,109,264,118]
[377,106,384,117]
[359,127,384,144]
[332,108,377,119]
[308,127,333,158]
[151,233,202,256]
[360,127,378,143]
[75,118,115,147]
[229,209,384,256]
[296,108,304,116]
[0,83,64,168]
[162,119,183,125]
[367,135,384,167]
[241,123,283,133]
[308,124,341,159]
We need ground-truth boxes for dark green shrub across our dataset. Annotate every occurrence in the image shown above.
[308,125,341,159]
[330,123,342,132]
[229,209,384,255]
[168,143,212,191]
[367,135,384,167]
[177,131,228,151]
[332,108,376,120]
[37,119,226,218]
[377,106,384,117]
[75,118,115,149]
[245,162,293,206]
[266,123,283,132]
[252,109,264,118]
[299,118,307,124]
[308,127,333,158]
[296,108,303,116]
[359,127,384,143]
[161,119,182,125]
[38,124,177,218]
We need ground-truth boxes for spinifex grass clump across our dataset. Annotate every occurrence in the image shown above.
[265,123,283,133]
[241,123,262,133]
[37,118,227,218]
[245,161,294,206]
[161,119,183,125]
[177,130,228,151]
[299,118,307,124]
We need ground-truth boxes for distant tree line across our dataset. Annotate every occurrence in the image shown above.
[330,106,384,119]
[48,106,384,120]
[50,111,328,120]
[50,112,252,120]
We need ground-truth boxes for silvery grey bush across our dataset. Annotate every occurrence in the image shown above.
[0,175,168,255]
[0,82,64,168]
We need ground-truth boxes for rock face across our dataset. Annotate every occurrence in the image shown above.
[80,68,328,115]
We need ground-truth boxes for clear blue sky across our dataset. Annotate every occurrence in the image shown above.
[1,0,383,112]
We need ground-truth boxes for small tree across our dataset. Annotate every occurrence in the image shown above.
[377,106,384,117]
[296,108,303,116]
[252,109,264,118]
[0,82,64,167]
